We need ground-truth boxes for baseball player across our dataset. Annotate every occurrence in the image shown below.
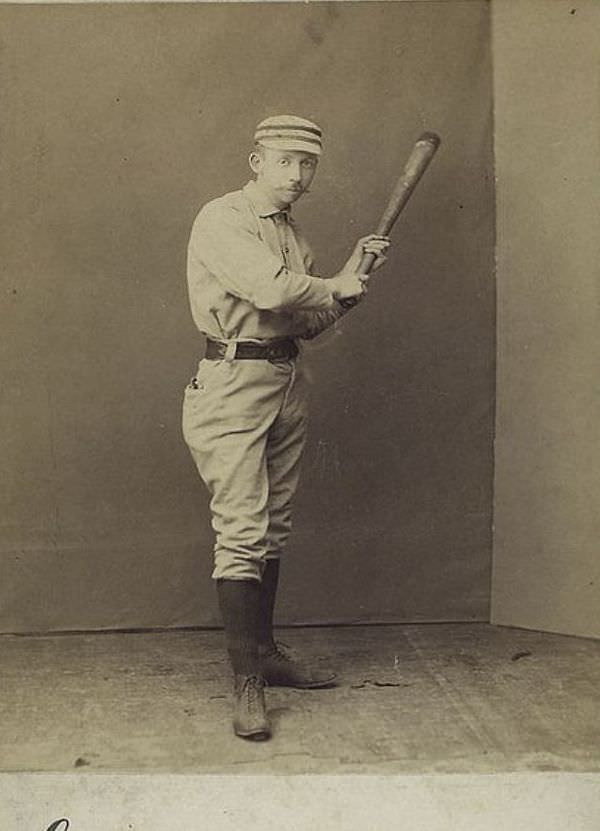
[183,115,389,741]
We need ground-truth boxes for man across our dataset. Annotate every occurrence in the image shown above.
[183,115,389,741]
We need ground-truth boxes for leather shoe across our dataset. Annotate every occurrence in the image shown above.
[259,642,337,689]
[233,674,271,741]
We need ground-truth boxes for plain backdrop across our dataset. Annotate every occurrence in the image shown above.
[0,1,495,632]
[491,0,600,639]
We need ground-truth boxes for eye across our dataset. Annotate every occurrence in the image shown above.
[279,158,290,166]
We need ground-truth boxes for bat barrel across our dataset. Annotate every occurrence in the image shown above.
[358,131,441,274]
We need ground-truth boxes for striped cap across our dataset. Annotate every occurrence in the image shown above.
[254,115,323,156]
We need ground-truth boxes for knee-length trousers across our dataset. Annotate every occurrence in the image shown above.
[182,356,308,582]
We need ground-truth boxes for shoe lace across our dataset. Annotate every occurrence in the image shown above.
[266,641,296,665]
[240,674,263,705]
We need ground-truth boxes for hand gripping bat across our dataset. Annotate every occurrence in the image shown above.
[357,131,441,274]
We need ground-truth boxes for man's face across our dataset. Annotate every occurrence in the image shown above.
[250,146,319,208]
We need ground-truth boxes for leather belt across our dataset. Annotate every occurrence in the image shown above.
[205,338,299,361]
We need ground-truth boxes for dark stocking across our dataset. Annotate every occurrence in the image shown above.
[216,578,261,676]
[257,559,280,649]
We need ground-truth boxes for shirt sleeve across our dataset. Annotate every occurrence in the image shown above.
[289,240,362,339]
[188,201,336,313]
[291,296,363,340]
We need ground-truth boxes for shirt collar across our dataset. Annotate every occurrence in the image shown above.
[243,179,292,219]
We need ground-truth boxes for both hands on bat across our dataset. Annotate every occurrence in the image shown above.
[329,234,390,302]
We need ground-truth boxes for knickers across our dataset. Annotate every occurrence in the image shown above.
[182,356,308,581]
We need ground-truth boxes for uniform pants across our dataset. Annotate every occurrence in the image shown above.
[182,356,308,582]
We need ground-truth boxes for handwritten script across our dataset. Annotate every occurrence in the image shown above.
[46,821,70,831]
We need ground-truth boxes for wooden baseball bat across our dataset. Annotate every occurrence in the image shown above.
[358,131,441,274]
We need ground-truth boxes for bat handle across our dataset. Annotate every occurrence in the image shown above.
[357,251,378,275]
[357,220,389,274]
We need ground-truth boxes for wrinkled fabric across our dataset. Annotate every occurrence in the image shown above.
[182,357,308,580]
[186,179,347,342]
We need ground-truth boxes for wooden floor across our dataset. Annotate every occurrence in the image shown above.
[1,623,599,773]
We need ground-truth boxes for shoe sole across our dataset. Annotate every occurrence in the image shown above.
[264,676,338,690]
[234,727,271,741]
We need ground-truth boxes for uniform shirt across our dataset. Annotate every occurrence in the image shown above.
[187,179,347,342]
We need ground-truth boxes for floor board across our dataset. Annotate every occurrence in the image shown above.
[1,623,599,773]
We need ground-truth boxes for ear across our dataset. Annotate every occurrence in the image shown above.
[248,151,262,175]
